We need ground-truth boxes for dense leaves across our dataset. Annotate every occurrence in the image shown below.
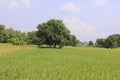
[89,41,94,46]
[0,25,27,45]
[36,19,79,48]
[96,34,120,48]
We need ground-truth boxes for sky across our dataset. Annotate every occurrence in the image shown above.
[0,0,120,42]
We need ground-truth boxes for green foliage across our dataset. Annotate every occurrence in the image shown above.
[69,35,79,46]
[88,41,94,46]
[0,34,4,42]
[9,31,27,45]
[11,38,25,45]
[0,45,120,80]
[107,34,120,48]
[0,25,27,45]
[27,31,40,45]
[2,28,16,43]
[118,37,120,47]
[0,24,5,43]
[96,34,120,48]
[36,19,78,48]
[0,24,5,31]
[96,38,106,47]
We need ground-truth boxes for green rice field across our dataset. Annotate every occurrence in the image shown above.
[0,44,120,80]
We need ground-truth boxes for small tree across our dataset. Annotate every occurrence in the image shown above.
[70,35,78,46]
[11,38,25,45]
[89,41,94,46]
[96,39,106,48]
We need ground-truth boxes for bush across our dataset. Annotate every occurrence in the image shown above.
[10,38,25,45]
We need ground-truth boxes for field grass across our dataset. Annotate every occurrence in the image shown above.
[0,44,120,80]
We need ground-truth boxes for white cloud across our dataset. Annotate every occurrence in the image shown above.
[1,0,31,9]
[22,0,31,8]
[7,0,19,9]
[63,16,109,41]
[64,16,97,36]
[60,2,82,13]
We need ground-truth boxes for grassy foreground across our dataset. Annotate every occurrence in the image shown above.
[0,44,120,80]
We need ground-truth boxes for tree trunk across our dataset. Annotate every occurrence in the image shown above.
[54,43,56,48]
[49,44,52,48]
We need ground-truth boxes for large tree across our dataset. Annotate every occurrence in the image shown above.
[36,19,74,48]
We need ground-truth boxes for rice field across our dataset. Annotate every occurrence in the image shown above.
[0,44,120,80]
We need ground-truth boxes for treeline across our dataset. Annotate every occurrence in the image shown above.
[96,34,120,48]
[0,19,80,48]
[0,19,120,49]
[0,25,28,45]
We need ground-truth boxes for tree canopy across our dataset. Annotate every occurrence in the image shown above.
[89,41,94,46]
[36,19,79,48]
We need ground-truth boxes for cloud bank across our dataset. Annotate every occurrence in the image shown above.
[63,16,109,41]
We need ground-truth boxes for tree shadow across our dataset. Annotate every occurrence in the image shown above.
[38,46,61,49]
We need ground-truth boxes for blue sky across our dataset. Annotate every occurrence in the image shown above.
[0,0,120,42]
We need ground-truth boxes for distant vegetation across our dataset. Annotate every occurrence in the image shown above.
[0,19,120,48]
[96,34,120,48]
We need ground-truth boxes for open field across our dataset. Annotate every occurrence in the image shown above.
[0,44,120,80]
